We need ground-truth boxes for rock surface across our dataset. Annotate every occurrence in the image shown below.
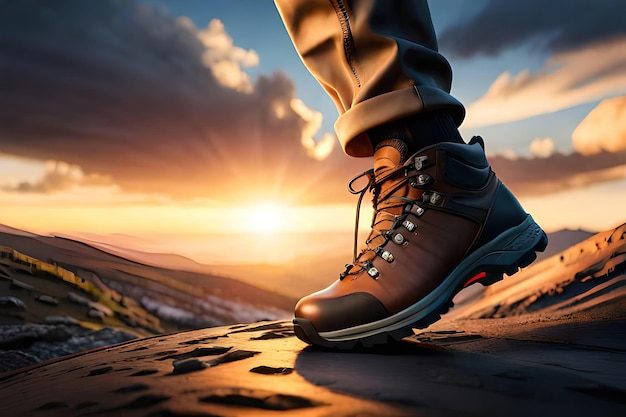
[0,317,625,417]
[0,323,136,373]
[0,224,624,416]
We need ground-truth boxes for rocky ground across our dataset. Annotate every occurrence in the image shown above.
[0,316,624,417]
[0,323,136,373]
[0,223,624,416]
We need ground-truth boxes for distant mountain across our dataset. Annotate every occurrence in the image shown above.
[536,228,595,262]
[0,224,38,237]
[449,222,626,320]
[52,232,209,273]
[0,227,295,334]
[48,227,607,301]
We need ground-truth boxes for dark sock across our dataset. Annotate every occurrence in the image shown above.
[368,111,464,161]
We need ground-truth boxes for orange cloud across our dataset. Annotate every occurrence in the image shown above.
[183,17,260,93]
[290,98,337,161]
[573,96,626,155]
[529,137,555,158]
[463,37,626,128]
[490,151,626,197]
[2,161,112,193]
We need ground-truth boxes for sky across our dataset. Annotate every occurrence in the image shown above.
[1,0,625,264]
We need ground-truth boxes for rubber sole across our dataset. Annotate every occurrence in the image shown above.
[293,214,548,350]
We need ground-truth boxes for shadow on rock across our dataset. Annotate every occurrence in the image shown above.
[294,342,625,416]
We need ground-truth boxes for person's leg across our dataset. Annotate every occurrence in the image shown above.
[275,0,547,349]
[274,0,464,156]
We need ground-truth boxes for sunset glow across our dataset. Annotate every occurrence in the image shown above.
[245,203,287,234]
[0,0,624,269]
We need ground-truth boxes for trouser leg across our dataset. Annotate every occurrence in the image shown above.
[274,0,465,157]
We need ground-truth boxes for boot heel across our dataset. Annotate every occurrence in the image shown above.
[503,219,548,253]
[464,217,548,288]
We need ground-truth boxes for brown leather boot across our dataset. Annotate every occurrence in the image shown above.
[293,137,547,349]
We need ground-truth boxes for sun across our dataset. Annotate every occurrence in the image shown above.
[246,203,287,234]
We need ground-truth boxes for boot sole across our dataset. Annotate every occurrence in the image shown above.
[293,214,548,350]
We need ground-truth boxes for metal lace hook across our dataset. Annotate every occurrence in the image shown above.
[347,169,374,264]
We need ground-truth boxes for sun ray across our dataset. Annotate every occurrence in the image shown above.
[245,202,287,234]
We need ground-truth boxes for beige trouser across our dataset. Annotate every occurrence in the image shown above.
[274,0,465,157]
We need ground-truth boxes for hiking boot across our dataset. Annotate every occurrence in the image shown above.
[293,136,548,349]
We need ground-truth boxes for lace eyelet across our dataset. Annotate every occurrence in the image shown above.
[392,233,405,245]
[406,204,425,216]
[367,266,380,279]
[423,191,444,206]
[376,247,394,263]
[402,220,416,232]
[417,174,432,185]
[414,156,428,170]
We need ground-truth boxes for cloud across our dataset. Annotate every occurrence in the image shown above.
[488,96,626,195]
[439,0,626,58]
[490,151,626,197]
[2,161,112,193]
[0,0,355,204]
[463,37,626,128]
[573,96,626,155]
[290,98,336,161]
[185,17,260,93]
[439,0,626,129]
[529,137,554,158]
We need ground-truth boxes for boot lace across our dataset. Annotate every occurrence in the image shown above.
[341,162,422,280]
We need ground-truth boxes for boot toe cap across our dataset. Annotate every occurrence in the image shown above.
[295,292,389,333]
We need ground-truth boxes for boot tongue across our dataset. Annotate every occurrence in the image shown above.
[353,140,407,263]
[373,140,404,180]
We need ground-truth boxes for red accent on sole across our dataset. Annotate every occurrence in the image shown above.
[464,271,486,287]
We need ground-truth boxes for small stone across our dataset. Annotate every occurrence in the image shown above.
[251,332,288,340]
[87,302,113,317]
[172,358,207,375]
[36,295,59,306]
[250,366,293,375]
[0,296,26,309]
[88,309,105,321]
[9,280,34,291]
[67,292,90,306]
